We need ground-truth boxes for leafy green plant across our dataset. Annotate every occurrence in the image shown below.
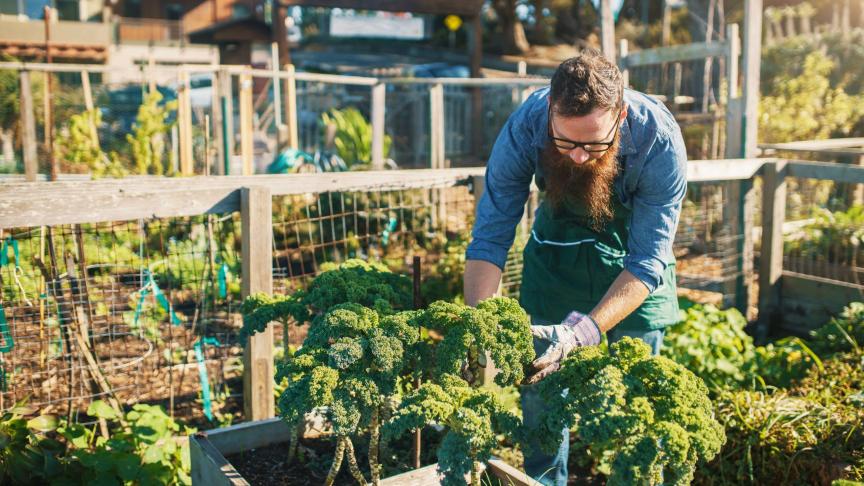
[385,374,521,486]
[759,50,864,143]
[536,337,726,486]
[0,401,192,485]
[413,297,534,387]
[277,303,417,485]
[320,108,392,168]
[383,297,533,486]
[785,205,864,267]
[663,303,757,391]
[127,90,178,175]
[697,350,864,485]
[55,109,125,178]
[810,302,863,356]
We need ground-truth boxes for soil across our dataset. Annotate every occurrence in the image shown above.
[228,430,447,486]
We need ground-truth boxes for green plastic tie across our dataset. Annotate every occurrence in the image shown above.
[133,271,182,327]
[381,217,398,246]
[0,304,13,353]
[218,263,229,299]
[194,337,221,420]
[0,237,19,268]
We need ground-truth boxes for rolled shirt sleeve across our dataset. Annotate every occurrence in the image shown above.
[465,105,537,269]
[623,126,688,293]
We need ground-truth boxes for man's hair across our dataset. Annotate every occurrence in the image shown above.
[550,50,623,117]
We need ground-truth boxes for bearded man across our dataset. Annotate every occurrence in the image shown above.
[464,50,687,485]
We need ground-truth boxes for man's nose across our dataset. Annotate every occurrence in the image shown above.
[568,147,591,164]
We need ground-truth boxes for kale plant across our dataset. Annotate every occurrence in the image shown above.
[277,303,417,485]
[384,374,520,486]
[536,337,726,486]
[384,296,534,486]
[414,297,534,387]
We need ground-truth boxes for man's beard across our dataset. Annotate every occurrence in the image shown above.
[540,136,620,231]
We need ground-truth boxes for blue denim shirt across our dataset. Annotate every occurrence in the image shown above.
[466,87,688,293]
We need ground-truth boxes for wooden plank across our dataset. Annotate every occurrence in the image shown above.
[189,433,247,486]
[758,160,787,336]
[686,158,765,182]
[205,417,292,456]
[19,70,38,182]
[779,272,864,334]
[487,458,543,486]
[380,464,441,486]
[241,186,274,421]
[600,0,615,61]
[371,82,386,169]
[239,74,254,176]
[786,160,864,184]
[620,41,728,68]
[759,138,864,152]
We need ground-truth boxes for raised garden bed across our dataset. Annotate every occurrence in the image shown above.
[190,417,540,486]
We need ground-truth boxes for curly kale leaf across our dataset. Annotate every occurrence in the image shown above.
[278,303,411,436]
[416,297,534,387]
[536,337,725,486]
[302,259,412,318]
[240,292,308,340]
[386,374,521,485]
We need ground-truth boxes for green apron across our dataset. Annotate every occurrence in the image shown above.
[519,192,679,332]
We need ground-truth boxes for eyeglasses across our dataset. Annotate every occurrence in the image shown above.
[547,106,621,153]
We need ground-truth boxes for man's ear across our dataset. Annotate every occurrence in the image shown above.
[619,104,628,122]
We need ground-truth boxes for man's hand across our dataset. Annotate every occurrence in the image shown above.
[525,311,601,384]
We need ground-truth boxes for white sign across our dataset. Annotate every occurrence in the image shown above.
[330,11,425,40]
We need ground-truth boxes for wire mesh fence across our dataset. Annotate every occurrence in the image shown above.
[781,175,864,288]
[0,215,244,426]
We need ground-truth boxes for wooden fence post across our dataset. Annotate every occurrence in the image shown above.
[178,69,194,175]
[371,82,386,169]
[270,42,283,131]
[429,83,445,170]
[219,69,234,175]
[20,70,38,182]
[600,0,616,61]
[239,73,254,176]
[285,64,299,150]
[241,186,275,421]
[618,39,629,88]
[211,68,224,175]
[758,160,787,339]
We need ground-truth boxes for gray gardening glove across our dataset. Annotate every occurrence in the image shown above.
[525,311,602,385]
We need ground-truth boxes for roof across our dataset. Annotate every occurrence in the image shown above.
[187,16,273,44]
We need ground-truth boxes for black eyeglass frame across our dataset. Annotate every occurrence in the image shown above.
[547,105,622,153]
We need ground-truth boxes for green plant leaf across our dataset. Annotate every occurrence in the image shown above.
[87,400,119,421]
[26,414,58,432]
